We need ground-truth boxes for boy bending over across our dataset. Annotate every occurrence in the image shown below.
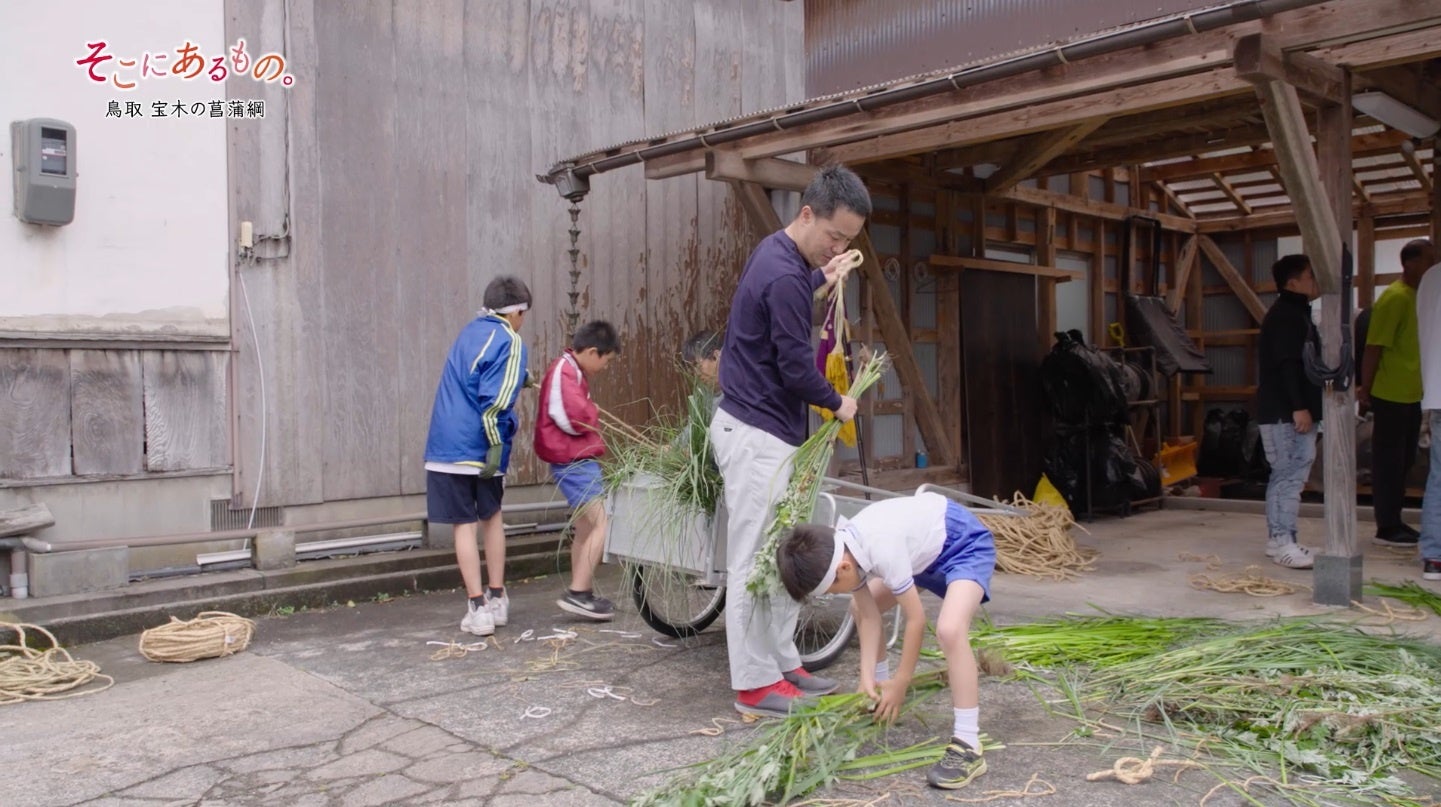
[776,491,996,790]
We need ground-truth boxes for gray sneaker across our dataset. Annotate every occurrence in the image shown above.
[557,590,615,621]
[783,668,839,695]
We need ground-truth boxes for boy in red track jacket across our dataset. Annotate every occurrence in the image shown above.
[534,321,622,620]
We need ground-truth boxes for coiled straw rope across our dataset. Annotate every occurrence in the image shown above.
[977,494,1096,581]
[0,621,114,704]
[138,611,256,663]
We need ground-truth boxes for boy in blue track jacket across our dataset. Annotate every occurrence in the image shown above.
[424,275,531,637]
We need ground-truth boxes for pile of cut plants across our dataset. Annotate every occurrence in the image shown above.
[635,612,1441,806]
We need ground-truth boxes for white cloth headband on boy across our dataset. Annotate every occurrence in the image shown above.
[808,517,854,598]
[491,303,529,315]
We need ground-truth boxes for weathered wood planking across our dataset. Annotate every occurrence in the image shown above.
[226,0,325,506]
[642,0,698,418]
[578,1,650,425]
[466,0,544,482]
[0,349,72,478]
[395,0,469,496]
[142,351,228,472]
[692,0,751,333]
[315,2,402,501]
[69,349,144,475]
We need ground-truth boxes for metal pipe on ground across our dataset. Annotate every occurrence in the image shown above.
[26,500,572,554]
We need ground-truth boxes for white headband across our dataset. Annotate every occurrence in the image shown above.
[492,303,529,315]
[808,518,853,598]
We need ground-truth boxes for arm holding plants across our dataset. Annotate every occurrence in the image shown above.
[852,584,885,698]
[873,587,926,724]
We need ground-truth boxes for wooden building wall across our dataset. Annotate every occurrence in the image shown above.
[226,0,805,508]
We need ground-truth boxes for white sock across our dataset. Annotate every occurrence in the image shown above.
[874,660,890,682]
[953,707,980,750]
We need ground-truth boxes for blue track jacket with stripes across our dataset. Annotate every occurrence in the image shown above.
[424,313,529,473]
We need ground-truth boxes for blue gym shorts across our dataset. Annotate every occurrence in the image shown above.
[551,459,605,508]
[426,471,504,524]
[912,501,996,603]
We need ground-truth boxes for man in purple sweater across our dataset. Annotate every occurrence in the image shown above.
[710,164,867,717]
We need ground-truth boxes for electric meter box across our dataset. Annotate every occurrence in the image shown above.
[11,118,77,226]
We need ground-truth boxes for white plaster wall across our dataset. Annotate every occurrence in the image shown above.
[0,1,228,338]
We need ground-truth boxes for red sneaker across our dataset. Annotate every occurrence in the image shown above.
[735,679,808,717]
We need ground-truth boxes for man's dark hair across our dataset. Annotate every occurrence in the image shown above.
[682,329,722,366]
[777,524,838,602]
[1271,254,1311,290]
[483,275,532,311]
[800,164,872,220]
[1400,239,1432,265]
[572,320,621,355]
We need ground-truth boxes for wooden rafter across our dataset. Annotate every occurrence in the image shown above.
[729,180,782,234]
[1197,235,1268,323]
[1400,144,1434,192]
[1233,33,1347,105]
[1199,189,1431,231]
[982,120,1107,193]
[1141,129,1409,183]
[1154,180,1196,218]
[1211,171,1252,214]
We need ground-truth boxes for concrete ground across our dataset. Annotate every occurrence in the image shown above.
[3,505,1439,807]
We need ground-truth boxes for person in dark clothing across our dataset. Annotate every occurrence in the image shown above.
[1255,254,1322,569]
[711,164,866,718]
[1359,239,1435,546]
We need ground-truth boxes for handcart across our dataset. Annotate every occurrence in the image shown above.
[604,475,891,670]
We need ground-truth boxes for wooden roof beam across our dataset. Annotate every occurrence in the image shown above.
[1234,33,1347,106]
[982,119,1108,193]
[707,152,815,193]
[1154,180,1196,218]
[1049,125,1276,176]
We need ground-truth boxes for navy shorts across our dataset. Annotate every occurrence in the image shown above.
[426,471,504,523]
[551,460,605,508]
[912,502,996,603]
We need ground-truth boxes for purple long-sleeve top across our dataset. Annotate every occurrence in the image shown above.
[717,230,844,446]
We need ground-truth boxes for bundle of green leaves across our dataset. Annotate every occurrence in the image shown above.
[746,352,891,597]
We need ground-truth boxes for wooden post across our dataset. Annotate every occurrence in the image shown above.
[1357,213,1376,307]
[1314,72,1360,605]
[936,191,964,469]
[1037,207,1059,353]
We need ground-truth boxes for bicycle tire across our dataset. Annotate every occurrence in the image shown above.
[795,594,855,671]
[629,565,726,639]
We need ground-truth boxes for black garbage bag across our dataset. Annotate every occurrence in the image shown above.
[1044,425,1138,511]
[1041,330,1129,426]
[1198,408,1254,478]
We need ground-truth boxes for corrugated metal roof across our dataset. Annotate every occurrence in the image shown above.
[541,0,1325,179]
[805,0,1244,96]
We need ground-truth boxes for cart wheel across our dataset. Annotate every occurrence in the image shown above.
[795,594,855,671]
[629,565,726,639]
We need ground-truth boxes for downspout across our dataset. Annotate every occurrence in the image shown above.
[539,0,1332,197]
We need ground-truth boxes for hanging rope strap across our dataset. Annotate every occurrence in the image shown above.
[138,611,256,663]
[0,621,115,704]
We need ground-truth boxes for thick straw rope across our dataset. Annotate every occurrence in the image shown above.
[977,495,1096,581]
[0,621,114,704]
[1188,566,1300,597]
[138,611,256,663]
[1085,746,1201,784]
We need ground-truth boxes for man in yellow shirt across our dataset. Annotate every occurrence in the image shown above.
[1359,239,1435,547]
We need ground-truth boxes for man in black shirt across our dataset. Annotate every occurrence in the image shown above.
[1255,254,1323,569]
